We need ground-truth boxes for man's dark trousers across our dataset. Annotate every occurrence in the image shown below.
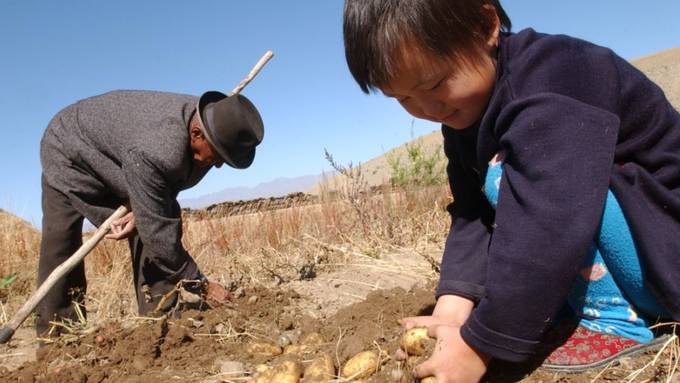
[36,176,176,337]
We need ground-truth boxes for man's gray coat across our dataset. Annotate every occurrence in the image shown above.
[41,90,211,282]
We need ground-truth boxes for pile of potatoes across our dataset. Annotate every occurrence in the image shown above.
[244,327,435,382]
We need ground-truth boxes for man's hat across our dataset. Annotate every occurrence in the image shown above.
[196,91,264,169]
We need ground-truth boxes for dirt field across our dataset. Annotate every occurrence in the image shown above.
[2,282,678,382]
[1,187,680,382]
[2,228,678,383]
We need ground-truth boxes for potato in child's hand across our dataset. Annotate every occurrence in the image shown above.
[400,327,433,356]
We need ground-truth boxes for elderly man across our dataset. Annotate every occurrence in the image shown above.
[37,89,264,336]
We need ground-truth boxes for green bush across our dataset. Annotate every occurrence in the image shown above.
[0,273,17,289]
[388,137,446,188]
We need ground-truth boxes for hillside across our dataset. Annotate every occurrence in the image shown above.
[633,46,680,109]
[312,46,680,192]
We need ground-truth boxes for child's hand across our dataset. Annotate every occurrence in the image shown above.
[400,294,474,330]
[413,324,489,383]
[396,295,485,382]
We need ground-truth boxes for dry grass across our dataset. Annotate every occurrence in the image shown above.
[181,183,450,291]
[0,209,41,325]
[0,179,450,330]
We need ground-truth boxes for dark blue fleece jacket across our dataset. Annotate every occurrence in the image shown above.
[437,28,680,362]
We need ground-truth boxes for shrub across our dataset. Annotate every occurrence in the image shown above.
[387,137,445,188]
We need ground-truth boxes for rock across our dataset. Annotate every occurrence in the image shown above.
[234,287,246,298]
[216,359,245,377]
[278,334,293,347]
[188,318,203,329]
[389,367,404,381]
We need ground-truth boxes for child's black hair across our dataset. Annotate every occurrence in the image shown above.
[343,0,512,93]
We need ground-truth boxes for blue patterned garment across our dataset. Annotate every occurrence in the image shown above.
[484,159,668,343]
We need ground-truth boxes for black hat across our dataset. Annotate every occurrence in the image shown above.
[196,91,264,169]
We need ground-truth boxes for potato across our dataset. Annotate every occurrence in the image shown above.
[247,341,283,357]
[249,364,271,383]
[299,332,324,346]
[254,364,270,374]
[270,360,303,383]
[400,327,432,356]
[302,353,335,382]
[249,370,270,383]
[341,350,379,379]
[250,360,303,383]
[284,344,311,355]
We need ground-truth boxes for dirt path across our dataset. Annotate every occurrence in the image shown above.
[0,328,36,373]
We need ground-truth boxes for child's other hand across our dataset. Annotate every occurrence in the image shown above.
[413,324,489,383]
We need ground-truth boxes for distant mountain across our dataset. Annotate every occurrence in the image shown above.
[179,174,324,209]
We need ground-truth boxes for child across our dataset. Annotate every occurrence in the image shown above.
[343,0,680,381]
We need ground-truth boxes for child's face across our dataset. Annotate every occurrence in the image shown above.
[381,48,497,130]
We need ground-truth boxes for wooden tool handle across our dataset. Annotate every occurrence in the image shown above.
[229,50,274,96]
[0,205,129,344]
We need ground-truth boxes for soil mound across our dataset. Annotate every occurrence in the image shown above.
[1,286,436,382]
[3,285,678,382]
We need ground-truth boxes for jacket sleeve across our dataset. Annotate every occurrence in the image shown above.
[122,148,200,283]
[436,127,495,301]
[460,93,620,362]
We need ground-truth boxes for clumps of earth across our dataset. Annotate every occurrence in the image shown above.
[2,287,437,383]
[3,286,677,382]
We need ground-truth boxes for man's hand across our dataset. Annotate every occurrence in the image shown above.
[105,211,136,240]
[205,281,231,308]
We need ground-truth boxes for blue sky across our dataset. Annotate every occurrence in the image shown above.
[1,0,679,226]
